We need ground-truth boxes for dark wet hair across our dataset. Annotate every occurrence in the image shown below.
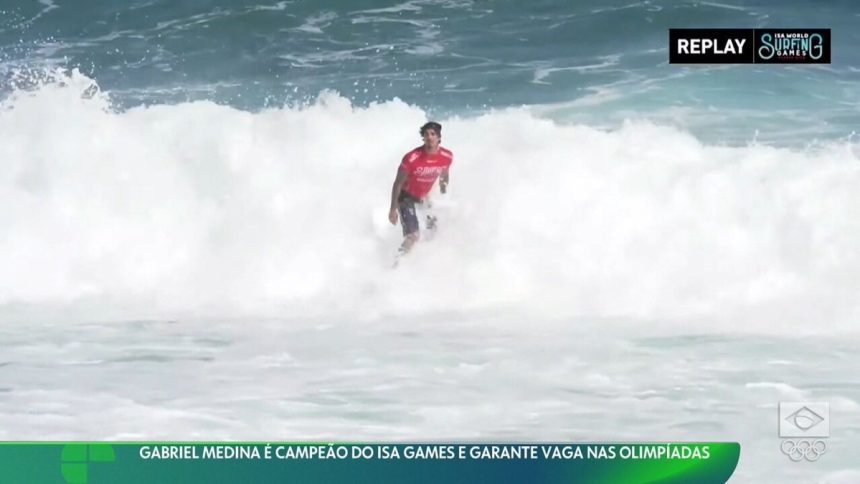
[419,121,442,137]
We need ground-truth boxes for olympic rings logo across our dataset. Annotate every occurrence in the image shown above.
[780,439,827,461]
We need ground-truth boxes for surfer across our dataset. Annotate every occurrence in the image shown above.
[388,121,453,256]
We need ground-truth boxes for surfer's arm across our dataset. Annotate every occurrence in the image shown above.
[439,167,449,194]
[390,167,408,211]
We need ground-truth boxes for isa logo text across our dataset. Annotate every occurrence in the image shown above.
[756,29,830,63]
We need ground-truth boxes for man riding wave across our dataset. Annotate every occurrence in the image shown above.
[388,121,452,257]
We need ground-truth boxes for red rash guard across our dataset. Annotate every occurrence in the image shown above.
[399,146,453,198]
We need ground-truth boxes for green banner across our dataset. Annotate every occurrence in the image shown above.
[0,442,739,483]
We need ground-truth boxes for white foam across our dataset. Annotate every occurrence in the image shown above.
[295,11,338,34]
[744,382,805,400]
[351,2,423,15]
[818,471,860,484]
[1,70,859,332]
[532,55,621,85]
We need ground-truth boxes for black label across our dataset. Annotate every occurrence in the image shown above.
[669,28,830,64]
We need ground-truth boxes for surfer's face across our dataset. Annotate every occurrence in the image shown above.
[421,128,440,148]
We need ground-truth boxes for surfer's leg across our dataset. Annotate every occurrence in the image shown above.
[399,232,420,255]
[398,194,421,254]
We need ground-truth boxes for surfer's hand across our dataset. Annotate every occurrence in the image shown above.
[389,208,398,225]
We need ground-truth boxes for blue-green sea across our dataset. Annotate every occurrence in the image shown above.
[2,0,859,144]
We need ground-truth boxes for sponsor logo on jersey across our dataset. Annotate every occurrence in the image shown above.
[414,166,446,177]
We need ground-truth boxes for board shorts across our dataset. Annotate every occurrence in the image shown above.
[397,190,423,236]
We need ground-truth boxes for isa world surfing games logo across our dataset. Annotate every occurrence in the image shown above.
[669,28,830,64]
[756,29,830,63]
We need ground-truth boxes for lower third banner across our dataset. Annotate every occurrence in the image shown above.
[0,442,740,483]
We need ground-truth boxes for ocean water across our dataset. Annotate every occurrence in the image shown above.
[1,1,859,483]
